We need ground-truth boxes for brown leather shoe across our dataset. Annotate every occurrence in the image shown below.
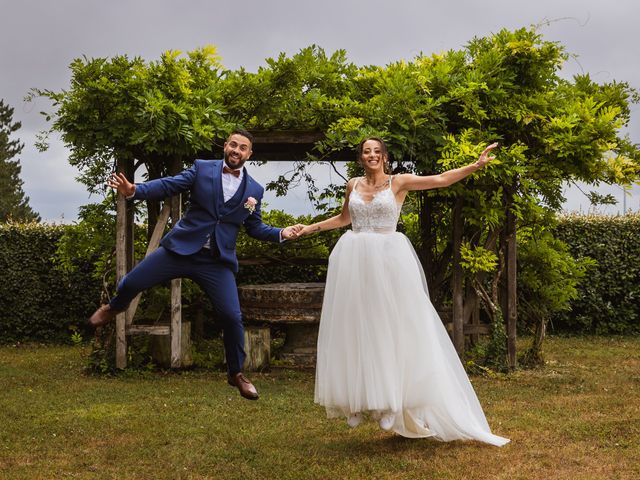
[227,372,259,400]
[87,304,118,328]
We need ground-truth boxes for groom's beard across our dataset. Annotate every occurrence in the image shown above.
[224,151,247,170]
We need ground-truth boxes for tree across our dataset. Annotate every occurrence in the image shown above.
[0,99,40,222]
[29,46,231,238]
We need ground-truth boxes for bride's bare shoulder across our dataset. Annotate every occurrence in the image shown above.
[392,173,414,188]
[346,177,360,190]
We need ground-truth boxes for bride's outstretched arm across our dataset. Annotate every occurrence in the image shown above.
[299,179,354,236]
[396,142,498,192]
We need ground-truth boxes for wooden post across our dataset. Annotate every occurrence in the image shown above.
[125,160,135,274]
[452,197,465,355]
[115,160,129,369]
[505,187,517,370]
[464,286,480,345]
[149,321,193,368]
[169,159,182,368]
[170,276,182,368]
[499,228,508,328]
[244,326,271,371]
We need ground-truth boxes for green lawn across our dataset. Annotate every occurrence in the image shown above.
[1,336,639,479]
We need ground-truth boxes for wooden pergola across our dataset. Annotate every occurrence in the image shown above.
[113,131,517,369]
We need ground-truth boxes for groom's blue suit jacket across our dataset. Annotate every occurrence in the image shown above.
[133,159,282,273]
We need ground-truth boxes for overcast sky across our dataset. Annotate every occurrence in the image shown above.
[2,0,639,222]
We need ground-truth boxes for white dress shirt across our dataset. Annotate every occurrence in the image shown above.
[221,167,244,202]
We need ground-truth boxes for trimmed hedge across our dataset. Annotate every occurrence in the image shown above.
[0,223,101,342]
[2,213,639,342]
[552,213,640,334]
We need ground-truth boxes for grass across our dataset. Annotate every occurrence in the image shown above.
[1,336,639,479]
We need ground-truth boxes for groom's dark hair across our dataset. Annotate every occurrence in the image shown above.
[229,128,254,146]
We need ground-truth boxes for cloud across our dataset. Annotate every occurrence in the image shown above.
[2,0,638,221]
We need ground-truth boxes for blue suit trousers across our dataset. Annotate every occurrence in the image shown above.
[109,246,245,375]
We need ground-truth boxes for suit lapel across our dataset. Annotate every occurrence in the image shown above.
[212,161,224,217]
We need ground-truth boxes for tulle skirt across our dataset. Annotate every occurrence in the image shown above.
[314,230,509,446]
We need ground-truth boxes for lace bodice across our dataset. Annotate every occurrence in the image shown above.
[349,177,401,233]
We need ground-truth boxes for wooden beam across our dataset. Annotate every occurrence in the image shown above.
[251,130,324,144]
[463,324,491,335]
[203,130,354,162]
[126,325,170,336]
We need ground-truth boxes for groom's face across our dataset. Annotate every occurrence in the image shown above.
[224,134,253,170]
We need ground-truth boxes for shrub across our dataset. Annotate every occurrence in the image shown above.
[552,213,640,334]
[0,222,101,342]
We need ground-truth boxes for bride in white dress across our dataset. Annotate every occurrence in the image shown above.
[299,137,509,446]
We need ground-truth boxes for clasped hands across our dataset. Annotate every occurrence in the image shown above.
[281,224,306,240]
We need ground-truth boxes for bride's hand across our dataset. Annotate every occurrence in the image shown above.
[475,142,499,169]
[299,225,315,236]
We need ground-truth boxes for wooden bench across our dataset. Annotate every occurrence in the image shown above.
[238,283,324,370]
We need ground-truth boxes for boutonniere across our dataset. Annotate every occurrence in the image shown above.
[244,197,257,214]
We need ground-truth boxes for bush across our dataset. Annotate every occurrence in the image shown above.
[552,213,640,334]
[4,211,637,344]
[0,222,102,342]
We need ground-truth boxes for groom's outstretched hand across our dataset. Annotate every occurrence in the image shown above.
[282,224,306,240]
[107,172,136,197]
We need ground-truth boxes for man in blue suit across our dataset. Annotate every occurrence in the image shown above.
[88,129,303,400]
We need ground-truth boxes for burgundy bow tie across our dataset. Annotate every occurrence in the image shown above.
[223,166,241,177]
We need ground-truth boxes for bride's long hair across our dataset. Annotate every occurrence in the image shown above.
[357,137,391,174]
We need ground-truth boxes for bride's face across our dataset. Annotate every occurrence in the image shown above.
[360,140,386,172]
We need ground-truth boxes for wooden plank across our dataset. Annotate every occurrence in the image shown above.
[126,325,170,336]
[451,197,464,354]
[442,322,491,336]
[463,324,491,335]
[125,201,171,325]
